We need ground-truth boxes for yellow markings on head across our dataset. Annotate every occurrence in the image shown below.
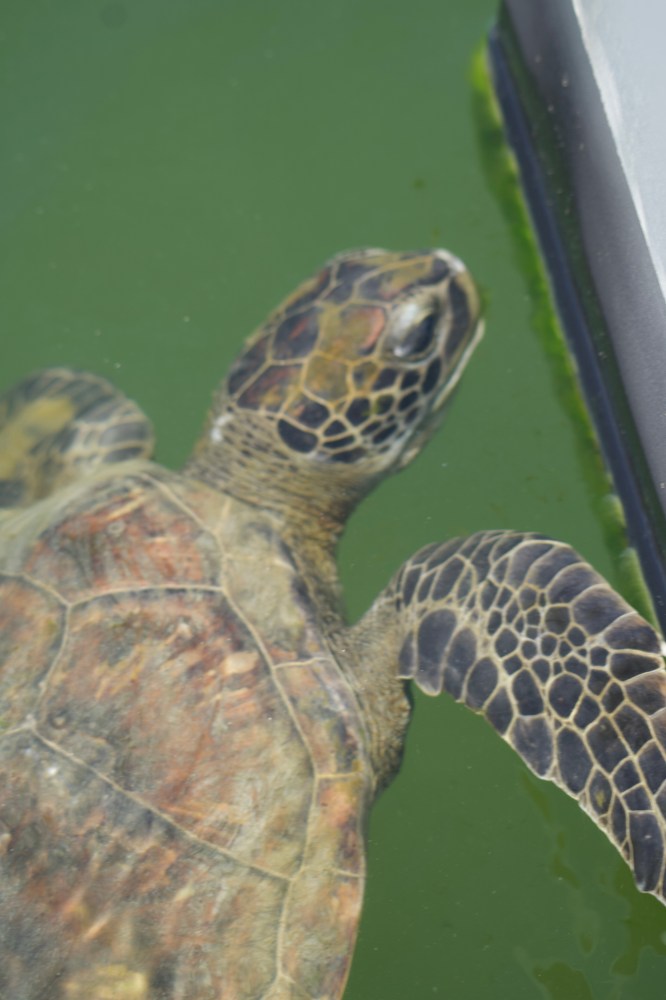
[0,396,75,477]
[304,354,349,403]
[319,304,386,362]
[369,395,391,417]
[350,361,379,393]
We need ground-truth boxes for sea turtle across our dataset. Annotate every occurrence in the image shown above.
[0,248,665,1000]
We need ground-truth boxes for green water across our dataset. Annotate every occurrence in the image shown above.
[2,2,664,997]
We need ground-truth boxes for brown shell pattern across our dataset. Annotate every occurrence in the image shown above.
[0,471,371,999]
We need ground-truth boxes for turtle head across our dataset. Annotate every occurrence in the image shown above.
[191,249,482,532]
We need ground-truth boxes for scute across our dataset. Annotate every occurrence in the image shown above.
[38,586,314,876]
[0,461,373,999]
[280,868,362,997]
[0,730,287,1000]
[17,472,221,601]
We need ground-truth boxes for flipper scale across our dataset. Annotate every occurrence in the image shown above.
[390,529,666,900]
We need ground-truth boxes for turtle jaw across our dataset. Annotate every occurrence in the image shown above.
[432,310,486,413]
[388,262,484,472]
[394,311,485,472]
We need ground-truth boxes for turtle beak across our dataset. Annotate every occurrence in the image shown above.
[394,314,484,472]
[433,315,485,412]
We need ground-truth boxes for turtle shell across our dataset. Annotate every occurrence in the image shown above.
[0,467,371,999]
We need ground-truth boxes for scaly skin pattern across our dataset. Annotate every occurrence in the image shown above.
[387,532,666,895]
[0,248,665,999]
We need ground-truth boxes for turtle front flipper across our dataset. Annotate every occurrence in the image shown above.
[0,368,154,508]
[367,530,666,903]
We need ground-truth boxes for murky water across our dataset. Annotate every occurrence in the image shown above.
[1,2,664,997]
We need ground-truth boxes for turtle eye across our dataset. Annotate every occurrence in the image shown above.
[392,311,438,359]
